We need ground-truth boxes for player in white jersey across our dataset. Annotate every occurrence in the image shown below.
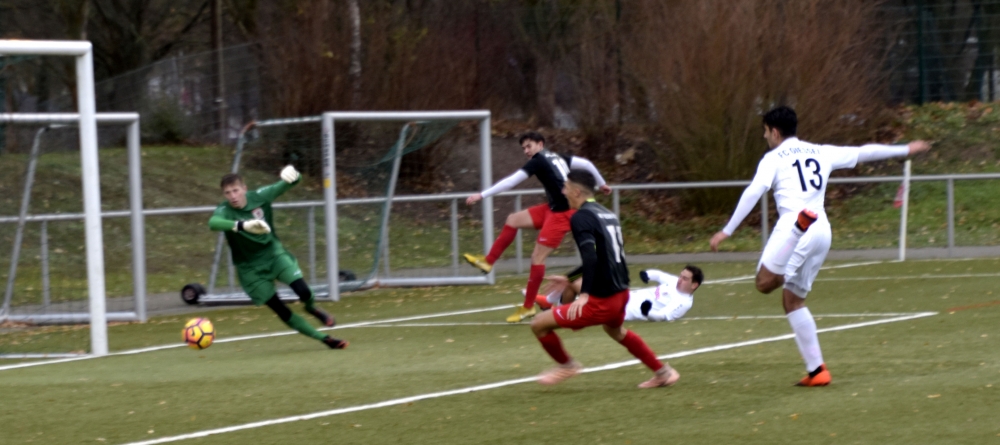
[709,106,931,386]
[540,266,703,322]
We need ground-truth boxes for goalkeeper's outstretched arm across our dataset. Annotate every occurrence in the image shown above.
[256,165,302,203]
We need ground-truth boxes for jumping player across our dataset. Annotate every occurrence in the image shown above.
[529,170,679,388]
[540,265,703,322]
[710,106,930,386]
[464,131,611,323]
[209,166,348,349]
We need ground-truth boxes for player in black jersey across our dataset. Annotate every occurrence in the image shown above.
[528,170,680,388]
[464,132,611,323]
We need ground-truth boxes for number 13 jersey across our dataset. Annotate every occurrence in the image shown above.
[722,137,909,235]
[755,137,865,217]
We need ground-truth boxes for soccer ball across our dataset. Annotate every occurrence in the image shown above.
[183,317,215,350]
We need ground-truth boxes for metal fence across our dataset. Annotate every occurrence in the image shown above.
[883,1,1000,103]
[3,171,1000,310]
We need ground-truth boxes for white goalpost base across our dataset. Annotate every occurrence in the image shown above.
[0,40,110,355]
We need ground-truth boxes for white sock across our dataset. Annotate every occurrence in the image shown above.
[761,226,804,274]
[787,307,824,372]
[545,290,562,306]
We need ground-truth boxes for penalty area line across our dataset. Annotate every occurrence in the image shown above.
[118,311,937,445]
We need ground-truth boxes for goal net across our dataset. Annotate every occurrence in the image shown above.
[0,114,145,357]
[197,111,494,304]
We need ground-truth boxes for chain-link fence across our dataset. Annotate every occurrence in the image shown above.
[885,1,1000,103]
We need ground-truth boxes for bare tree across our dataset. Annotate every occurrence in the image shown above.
[348,0,362,110]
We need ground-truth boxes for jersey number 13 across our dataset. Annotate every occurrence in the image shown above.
[792,159,822,191]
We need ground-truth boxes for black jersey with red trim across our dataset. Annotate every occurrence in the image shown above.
[570,200,629,298]
[520,149,574,212]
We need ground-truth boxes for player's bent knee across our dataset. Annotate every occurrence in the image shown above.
[530,312,557,337]
[265,294,293,322]
[289,278,311,300]
[755,273,783,294]
[602,324,626,342]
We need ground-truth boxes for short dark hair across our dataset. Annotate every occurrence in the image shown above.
[518,131,545,145]
[220,173,244,188]
[762,106,797,137]
[684,264,704,286]
[566,170,597,193]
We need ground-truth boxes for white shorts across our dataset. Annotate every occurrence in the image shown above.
[758,212,832,298]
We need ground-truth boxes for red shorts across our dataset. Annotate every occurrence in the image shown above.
[527,204,575,249]
[552,289,629,330]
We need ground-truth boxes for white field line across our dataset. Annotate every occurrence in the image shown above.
[701,260,883,284]
[118,311,937,445]
[712,272,1000,285]
[0,353,87,359]
[0,305,515,372]
[354,312,932,327]
[0,261,885,370]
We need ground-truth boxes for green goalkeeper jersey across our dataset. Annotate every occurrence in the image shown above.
[208,179,298,266]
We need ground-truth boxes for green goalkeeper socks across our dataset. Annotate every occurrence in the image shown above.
[284,313,327,341]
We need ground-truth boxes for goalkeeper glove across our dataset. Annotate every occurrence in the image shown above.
[235,220,271,235]
[639,270,649,284]
[640,300,653,316]
[280,165,300,184]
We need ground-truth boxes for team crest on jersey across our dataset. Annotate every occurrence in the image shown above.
[251,208,264,220]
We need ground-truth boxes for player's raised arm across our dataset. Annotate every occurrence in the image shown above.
[568,156,612,195]
[855,140,931,163]
[255,165,301,203]
[466,170,530,206]
[710,157,777,251]
[639,269,673,285]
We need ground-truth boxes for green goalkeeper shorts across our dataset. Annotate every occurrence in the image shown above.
[237,253,305,306]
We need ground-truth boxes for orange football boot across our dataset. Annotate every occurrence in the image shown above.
[795,364,831,387]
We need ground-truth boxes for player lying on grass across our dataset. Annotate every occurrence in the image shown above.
[538,266,702,322]
[529,170,679,388]
[209,166,348,349]
[463,131,612,323]
[709,106,931,386]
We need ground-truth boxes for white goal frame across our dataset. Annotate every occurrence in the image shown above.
[0,40,109,355]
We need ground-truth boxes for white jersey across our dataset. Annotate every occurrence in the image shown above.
[722,138,909,235]
[624,270,693,322]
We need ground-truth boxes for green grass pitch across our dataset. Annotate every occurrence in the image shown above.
[2,259,999,444]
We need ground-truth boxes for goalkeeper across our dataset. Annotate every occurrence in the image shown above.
[209,166,348,349]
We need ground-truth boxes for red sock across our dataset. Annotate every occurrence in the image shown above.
[619,330,663,372]
[485,225,518,265]
[537,332,570,364]
[535,294,552,310]
[524,264,545,308]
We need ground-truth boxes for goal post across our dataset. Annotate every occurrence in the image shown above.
[0,40,109,355]
[0,112,145,325]
[321,111,494,301]
[198,111,495,304]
